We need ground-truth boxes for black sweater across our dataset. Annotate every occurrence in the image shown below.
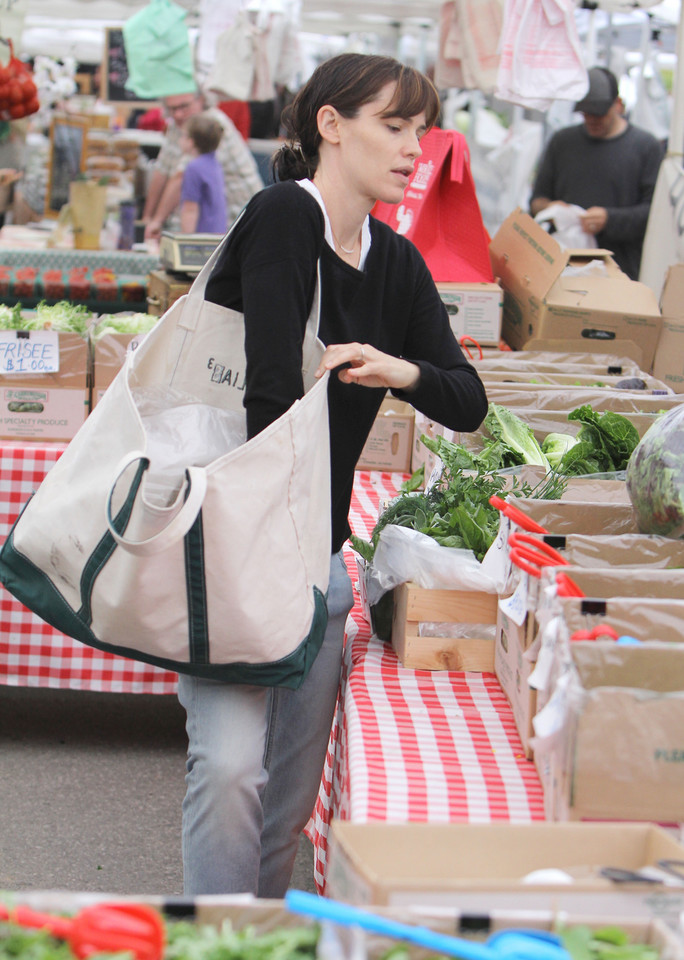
[206,181,488,553]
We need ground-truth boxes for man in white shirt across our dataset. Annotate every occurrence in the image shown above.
[143,90,263,241]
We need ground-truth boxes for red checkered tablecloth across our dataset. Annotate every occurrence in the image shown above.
[306,471,545,892]
[0,442,179,693]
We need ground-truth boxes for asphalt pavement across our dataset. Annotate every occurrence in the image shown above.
[0,684,316,896]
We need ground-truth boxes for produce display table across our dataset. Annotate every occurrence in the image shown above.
[307,471,545,893]
[0,445,544,885]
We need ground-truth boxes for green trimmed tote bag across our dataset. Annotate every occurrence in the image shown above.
[0,230,331,689]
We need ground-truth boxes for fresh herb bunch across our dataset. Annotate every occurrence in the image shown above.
[165,920,319,960]
[559,924,659,960]
[350,432,566,564]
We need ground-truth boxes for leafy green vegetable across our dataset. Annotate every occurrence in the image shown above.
[481,403,551,470]
[92,314,158,340]
[0,916,320,960]
[165,919,319,960]
[350,432,567,564]
[22,301,92,337]
[626,405,684,538]
[556,405,640,476]
[0,304,24,330]
[542,433,579,470]
[559,924,658,960]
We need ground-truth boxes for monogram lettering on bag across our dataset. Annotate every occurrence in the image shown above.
[207,357,246,390]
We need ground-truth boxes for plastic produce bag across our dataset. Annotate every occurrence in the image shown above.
[535,203,596,250]
[626,405,684,538]
[365,525,501,606]
[134,386,246,506]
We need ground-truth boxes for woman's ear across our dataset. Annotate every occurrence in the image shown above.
[317,104,341,145]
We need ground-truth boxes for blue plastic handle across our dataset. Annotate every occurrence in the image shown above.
[284,890,569,960]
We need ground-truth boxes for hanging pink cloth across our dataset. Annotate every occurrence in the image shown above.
[496,0,588,111]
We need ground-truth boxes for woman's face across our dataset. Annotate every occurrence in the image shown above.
[331,82,428,205]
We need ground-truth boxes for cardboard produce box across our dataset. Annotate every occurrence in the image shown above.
[479,368,673,392]
[533,641,684,823]
[489,209,662,369]
[356,399,414,472]
[91,328,151,405]
[0,330,89,441]
[523,337,647,365]
[499,560,684,758]
[326,819,684,926]
[436,281,503,346]
[653,263,684,393]
[474,350,645,376]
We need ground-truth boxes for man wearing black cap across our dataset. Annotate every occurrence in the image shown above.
[530,66,663,280]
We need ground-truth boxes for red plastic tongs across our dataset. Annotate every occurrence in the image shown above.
[0,902,165,960]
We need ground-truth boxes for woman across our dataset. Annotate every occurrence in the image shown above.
[177,52,488,897]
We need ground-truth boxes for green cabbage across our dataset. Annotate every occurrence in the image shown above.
[626,405,684,538]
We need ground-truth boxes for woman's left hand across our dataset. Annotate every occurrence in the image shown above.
[315,342,420,392]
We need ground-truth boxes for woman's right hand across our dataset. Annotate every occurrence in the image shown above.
[315,342,420,393]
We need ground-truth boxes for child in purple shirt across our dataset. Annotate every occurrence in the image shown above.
[180,113,228,234]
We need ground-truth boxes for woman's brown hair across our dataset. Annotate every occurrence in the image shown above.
[272,53,440,182]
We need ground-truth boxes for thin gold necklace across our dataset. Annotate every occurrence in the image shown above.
[332,228,359,255]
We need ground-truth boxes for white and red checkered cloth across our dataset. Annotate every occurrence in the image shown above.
[307,470,545,892]
[1,446,544,887]
[0,442,179,693]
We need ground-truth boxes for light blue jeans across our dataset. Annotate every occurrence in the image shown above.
[176,550,353,897]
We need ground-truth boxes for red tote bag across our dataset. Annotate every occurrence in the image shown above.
[372,127,493,283]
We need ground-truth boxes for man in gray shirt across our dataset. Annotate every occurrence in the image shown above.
[530,67,663,280]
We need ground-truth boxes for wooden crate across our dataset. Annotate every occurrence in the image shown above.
[146,269,192,316]
[391,581,497,672]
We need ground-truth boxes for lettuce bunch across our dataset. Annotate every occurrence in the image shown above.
[626,405,684,538]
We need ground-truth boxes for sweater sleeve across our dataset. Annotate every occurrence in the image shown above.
[391,250,489,434]
[600,134,663,242]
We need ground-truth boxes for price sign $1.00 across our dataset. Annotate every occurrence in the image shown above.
[0,331,60,375]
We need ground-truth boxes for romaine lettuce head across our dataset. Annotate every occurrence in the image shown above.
[483,403,551,469]
[541,432,578,470]
[626,406,684,538]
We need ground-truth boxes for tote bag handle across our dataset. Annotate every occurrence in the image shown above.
[105,452,208,557]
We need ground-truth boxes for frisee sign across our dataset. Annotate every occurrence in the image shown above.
[0,331,60,374]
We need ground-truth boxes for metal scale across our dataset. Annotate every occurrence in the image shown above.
[158,232,224,275]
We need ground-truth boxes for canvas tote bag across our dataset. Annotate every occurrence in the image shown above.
[0,226,332,689]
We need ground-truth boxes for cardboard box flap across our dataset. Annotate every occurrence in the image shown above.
[571,641,684,691]
[522,339,646,365]
[660,263,684,320]
[560,596,684,644]
[548,532,684,568]
[556,565,684,600]
[549,275,661,315]
[489,208,567,300]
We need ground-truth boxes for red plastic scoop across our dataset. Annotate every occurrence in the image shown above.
[0,902,165,960]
